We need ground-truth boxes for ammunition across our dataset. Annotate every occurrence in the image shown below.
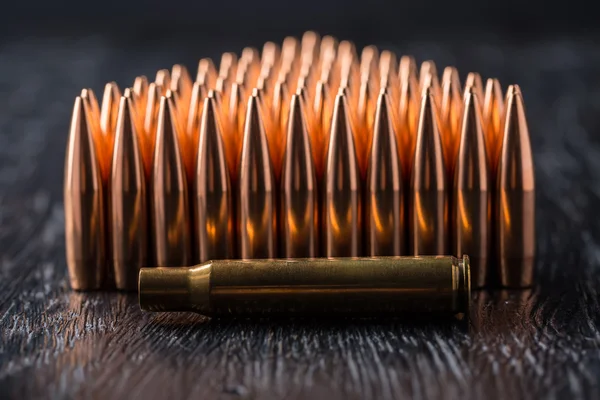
[152,93,192,267]
[65,33,536,292]
[280,94,318,257]
[410,87,448,255]
[193,92,235,262]
[453,88,490,288]
[139,255,470,318]
[366,88,405,256]
[238,90,278,258]
[323,90,362,257]
[110,94,148,290]
[64,96,106,290]
[482,78,505,172]
[497,85,535,287]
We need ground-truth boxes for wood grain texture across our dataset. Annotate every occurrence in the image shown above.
[2,32,600,399]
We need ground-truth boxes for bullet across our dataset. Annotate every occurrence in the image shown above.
[110,94,148,290]
[497,85,535,287]
[64,96,106,290]
[280,94,318,258]
[410,87,448,255]
[132,76,149,109]
[323,90,362,257]
[194,92,235,262]
[187,80,209,158]
[312,79,332,178]
[141,83,161,177]
[465,72,485,108]
[419,61,441,101]
[155,69,171,94]
[98,82,122,181]
[171,64,193,114]
[196,58,217,87]
[215,52,237,95]
[440,66,463,173]
[139,255,471,319]
[453,88,490,288]
[238,90,278,258]
[397,63,419,178]
[366,89,405,256]
[379,50,398,92]
[152,93,192,267]
[483,78,505,171]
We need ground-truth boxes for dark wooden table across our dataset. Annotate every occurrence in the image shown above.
[2,31,600,399]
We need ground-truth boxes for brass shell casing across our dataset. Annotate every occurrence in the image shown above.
[139,255,470,319]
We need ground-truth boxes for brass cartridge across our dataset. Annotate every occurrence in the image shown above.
[139,255,470,318]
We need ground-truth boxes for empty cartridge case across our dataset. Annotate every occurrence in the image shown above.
[139,255,471,318]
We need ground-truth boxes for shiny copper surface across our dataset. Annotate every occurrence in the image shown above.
[410,87,448,255]
[152,93,192,267]
[64,96,106,290]
[366,89,405,256]
[65,33,536,292]
[483,78,505,172]
[238,90,278,259]
[110,94,148,290]
[440,66,463,173]
[323,90,362,257]
[453,88,490,288]
[280,94,318,258]
[497,85,535,287]
[193,92,235,262]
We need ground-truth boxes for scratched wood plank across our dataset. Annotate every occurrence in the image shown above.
[1,32,600,400]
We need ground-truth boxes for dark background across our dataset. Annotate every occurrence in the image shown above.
[2,2,600,399]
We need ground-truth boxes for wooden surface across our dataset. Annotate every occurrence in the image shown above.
[1,32,600,399]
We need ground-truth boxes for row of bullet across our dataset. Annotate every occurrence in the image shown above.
[64,32,535,292]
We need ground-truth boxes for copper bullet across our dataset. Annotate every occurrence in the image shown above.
[323,90,362,257]
[98,82,122,180]
[440,66,463,173]
[238,90,278,259]
[155,69,171,94]
[194,92,235,262]
[152,93,192,267]
[397,64,419,178]
[187,80,209,158]
[171,64,193,111]
[196,58,217,87]
[483,78,505,171]
[110,94,148,290]
[465,72,485,107]
[312,80,332,178]
[132,76,149,107]
[497,85,535,287]
[216,52,237,95]
[140,83,161,177]
[453,88,490,288]
[280,94,318,258]
[419,61,441,101]
[410,87,448,255]
[64,96,106,290]
[366,89,405,256]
